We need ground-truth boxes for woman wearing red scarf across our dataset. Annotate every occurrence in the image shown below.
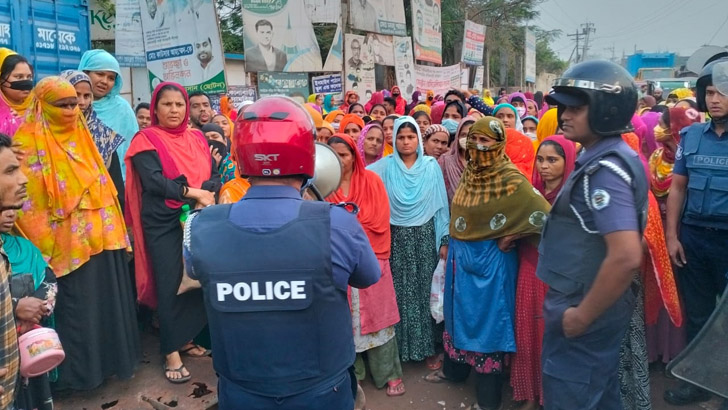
[326,133,404,397]
[125,82,221,384]
[511,135,576,409]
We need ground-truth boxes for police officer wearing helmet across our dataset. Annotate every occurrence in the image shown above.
[663,57,728,407]
[537,60,648,410]
[183,96,381,409]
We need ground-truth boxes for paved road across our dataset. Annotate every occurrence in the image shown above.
[55,331,723,410]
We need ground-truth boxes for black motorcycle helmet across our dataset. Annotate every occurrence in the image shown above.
[696,56,728,113]
[545,60,637,136]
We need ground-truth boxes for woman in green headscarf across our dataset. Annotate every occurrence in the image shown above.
[0,209,56,410]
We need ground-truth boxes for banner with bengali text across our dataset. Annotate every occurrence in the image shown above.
[411,0,442,64]
[415,63,460,96]
[461,20,486,65]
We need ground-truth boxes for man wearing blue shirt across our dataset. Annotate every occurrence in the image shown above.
[183,97,380,409]
[664,57,728,407]
[537,61,648,410]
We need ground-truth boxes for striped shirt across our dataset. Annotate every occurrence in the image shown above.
[0,247,18,408]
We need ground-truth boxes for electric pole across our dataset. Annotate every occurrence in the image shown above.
[581,22,596,62]
[567,29,582,64]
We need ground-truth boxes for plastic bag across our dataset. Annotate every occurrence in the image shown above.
[430,258,446,324]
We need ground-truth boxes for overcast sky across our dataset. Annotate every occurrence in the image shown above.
[533,0,728,62]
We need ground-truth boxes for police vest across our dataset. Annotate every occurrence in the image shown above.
[680,123,728,230]
[536,147,648,295]
[187,201,354,397]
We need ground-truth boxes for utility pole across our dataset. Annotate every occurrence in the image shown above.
[604,44,616,63]
[567,29,582,64]
[580,22,596,62]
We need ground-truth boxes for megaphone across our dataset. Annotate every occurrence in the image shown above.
[306,142,342,200]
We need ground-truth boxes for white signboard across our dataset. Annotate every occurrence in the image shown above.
[461,20,486,65]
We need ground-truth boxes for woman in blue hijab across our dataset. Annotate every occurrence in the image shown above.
[78,50,139,182]
[368,116,449,365]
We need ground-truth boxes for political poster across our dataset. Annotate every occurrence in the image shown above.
[415,63,460,96]
[114,0,145,67]
[344,34,376,102]
[461,20,486,65]
[257,72,310,102]
[89,0,115,41]
[366,33,394,66]
[241,0,322,72]
[411,0,442,64]
[349,0,406,36]
[322,21,343,71]
[393,36,416,98]
[473,65,485,90]
[524,28,536,83]
[139,0,227,93]
[304,0,340,23]
[460,67,470,89]
[312,74,343,95]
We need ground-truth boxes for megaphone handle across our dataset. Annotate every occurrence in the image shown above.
[309,185,325,201]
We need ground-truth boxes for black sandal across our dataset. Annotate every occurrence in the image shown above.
[164,364,191,384]
[180,344,212,357]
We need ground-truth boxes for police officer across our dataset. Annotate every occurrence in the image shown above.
[184,97,381,409]
[663,57,728,406]
[536,60,648,410]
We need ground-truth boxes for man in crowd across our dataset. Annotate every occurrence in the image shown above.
[537,60,648,409]
[664,57,728,407]
[444,89,465,104]
[383,97,397,115]
[184,97,380,409]
[189,91,212,130]
[135,102,151,130]
[653,87,664,104]
[0,133,29,407]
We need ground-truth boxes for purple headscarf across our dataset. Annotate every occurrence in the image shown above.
[640,111,661,157]
[358,122,385,165]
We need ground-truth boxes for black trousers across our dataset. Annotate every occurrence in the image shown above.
[442,354,503,409]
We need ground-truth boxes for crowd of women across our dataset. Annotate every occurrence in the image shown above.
[0,43,700,410]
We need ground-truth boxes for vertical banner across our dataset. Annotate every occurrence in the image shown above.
[115,0,145,67]
[394,36,417,98]
[257,72,310,101]
[345,34,376,102]
[304,0,341,23]
[473,65,485,90]
[365,33,394,66]
[460,67,470,89]
[415,64,460,96]
[322,21,343,71]
[139,0,227,93]
[241,0,322,72]
[411,0,442,64]
[461,20,486,65]
[349,0,406,36]
[525,28,536,83]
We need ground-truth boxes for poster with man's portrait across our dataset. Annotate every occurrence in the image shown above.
[349,0,406,36]
[365,33,394,66]
[344,34,376,103]
[139,0,227,93]
[242,0,323,72]
[411,0,442,64]
[394,36,416,98]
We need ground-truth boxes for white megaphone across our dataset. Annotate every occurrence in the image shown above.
[306,142,342,200]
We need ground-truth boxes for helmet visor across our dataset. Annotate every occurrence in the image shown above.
[713,61,728,97]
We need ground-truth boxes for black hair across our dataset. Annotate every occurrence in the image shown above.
[327,136,355,155]
[368,103,386,115]
[499,87,507,94]
[538,140,566,159]
[348,103,365,113]
[677,98,698,110]
[444,100,466,117]
[0,133,12,151]
[522,118,538,128]
[396,121,419,137]
[135,102,150,113]
[650,105,669,114]
[444,89,465,102]
[533,91,544,109]
[383,97,396,106]
[255,19,273,31]
[412,111,431,122]
[661,109,671,128]
[188,90,211,103]
[0,54,32,83]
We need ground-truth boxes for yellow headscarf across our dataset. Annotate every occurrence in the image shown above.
[14,76,128,276]
[536,108,559,145]
[669,88,693,100]
[483,89,495,106]
[412,104,431,116]
[0,48,34,117]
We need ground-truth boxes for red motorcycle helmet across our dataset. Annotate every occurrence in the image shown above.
[234,96,316,178]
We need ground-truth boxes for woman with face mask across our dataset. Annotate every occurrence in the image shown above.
[14,76,139,392]
[0,48,34,136]
[426,117,550,410]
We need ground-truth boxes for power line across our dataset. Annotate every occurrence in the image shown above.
[707,13,728,44]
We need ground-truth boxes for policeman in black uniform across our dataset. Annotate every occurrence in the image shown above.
[184,97,381,409]
[536,60,649,410]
